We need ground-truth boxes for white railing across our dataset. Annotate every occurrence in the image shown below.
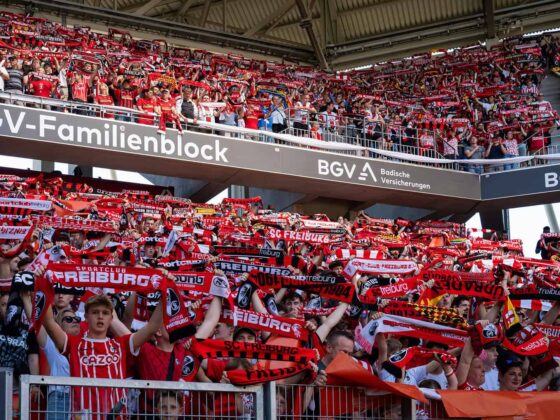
[12,373,421,420]
[18,374,266,419]
[1,91,558,175]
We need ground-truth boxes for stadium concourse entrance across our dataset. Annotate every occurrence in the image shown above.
[1,98,558,235]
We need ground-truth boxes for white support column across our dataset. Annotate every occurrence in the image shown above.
[545,204,560,232]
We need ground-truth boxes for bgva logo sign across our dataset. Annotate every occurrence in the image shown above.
[317,159,377,182]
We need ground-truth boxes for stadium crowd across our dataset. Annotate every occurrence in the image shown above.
[2,173,560,419]
[0,11,559,170]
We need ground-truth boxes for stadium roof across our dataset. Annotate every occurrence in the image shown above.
[14,0,560,69]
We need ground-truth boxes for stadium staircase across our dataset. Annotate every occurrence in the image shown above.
[542,70,560,143]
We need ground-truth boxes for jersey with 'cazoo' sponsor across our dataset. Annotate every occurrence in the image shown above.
[63,333,138,418]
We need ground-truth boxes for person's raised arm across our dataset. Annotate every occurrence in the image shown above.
[121,292,137,330]
[274,287,288,304]
[43,305,67,353]
[131,299,162,352]
[251,289,272,341]
[28,353,39,376]
[315,302,349,343]
[195,296,222,339]
[93,231,114,252]
[20,291,48,348]
[541,301,560,325]
[110,307,131,337]
[375,331,388,368]
[455,337,475,387]
[0,66,8,81]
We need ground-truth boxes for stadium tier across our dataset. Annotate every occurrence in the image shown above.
[2,5,560,420]
[0,9,558,168]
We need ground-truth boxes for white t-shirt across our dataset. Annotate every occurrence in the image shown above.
[270,107,286,125]
[294,101,312,123]
[41,335,70,393]
[378,367,397,382]
[405,365,449,389]
[481,367,499,391]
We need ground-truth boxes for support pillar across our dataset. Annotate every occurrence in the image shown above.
[479,209,509,238]
[68,164,93,178]
[32,160,55,172]
[545,204,559,232]
[229,185,248,199]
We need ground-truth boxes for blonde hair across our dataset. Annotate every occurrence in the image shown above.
[84,295,113,314]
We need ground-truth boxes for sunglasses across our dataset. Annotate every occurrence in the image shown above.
[62,316,81,324]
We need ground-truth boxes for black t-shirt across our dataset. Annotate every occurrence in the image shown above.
[181,99,196,119]
[0,324,38,377]
[487,144,505,159]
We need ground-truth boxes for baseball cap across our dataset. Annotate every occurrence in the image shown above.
[233,326,257,341]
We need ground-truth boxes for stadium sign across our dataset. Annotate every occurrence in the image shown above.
[545,172,560,189]
[317,158,436,192]
[0,106,229,163]
[481,165,560,199]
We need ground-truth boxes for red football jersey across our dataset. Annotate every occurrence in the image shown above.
[95,95,114,118]
[63,333,137,417]
[71,81,88,102]
[30,79,53,98]
[95,94,114,106]
[137,97,158,124]
[158,98,175,114]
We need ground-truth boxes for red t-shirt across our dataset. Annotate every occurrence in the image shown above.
[310,127,322,140]
[116,88,135,108]
[158,98,175,114]
[63,333,137,417]
[245,110,262,130]
[206,359,236,416]
[206,358,228,382]
[95,94,114,106]
[95,95,114,118]
[71,81,88,102]
[30,79,53,98]
[137,97,158,124]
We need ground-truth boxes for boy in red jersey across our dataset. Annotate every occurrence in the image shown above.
[43,293,163,418]
[137,89,159,125]
[157,89,184,134]
[94,83,114,119]
[28,70,54,99]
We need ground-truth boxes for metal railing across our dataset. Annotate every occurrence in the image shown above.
[0,368,12,419]
[281,126,462,170]
[1,91,559,175]
[18,374,265,419]
[274,383,417,420]
[0,372,491,419]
